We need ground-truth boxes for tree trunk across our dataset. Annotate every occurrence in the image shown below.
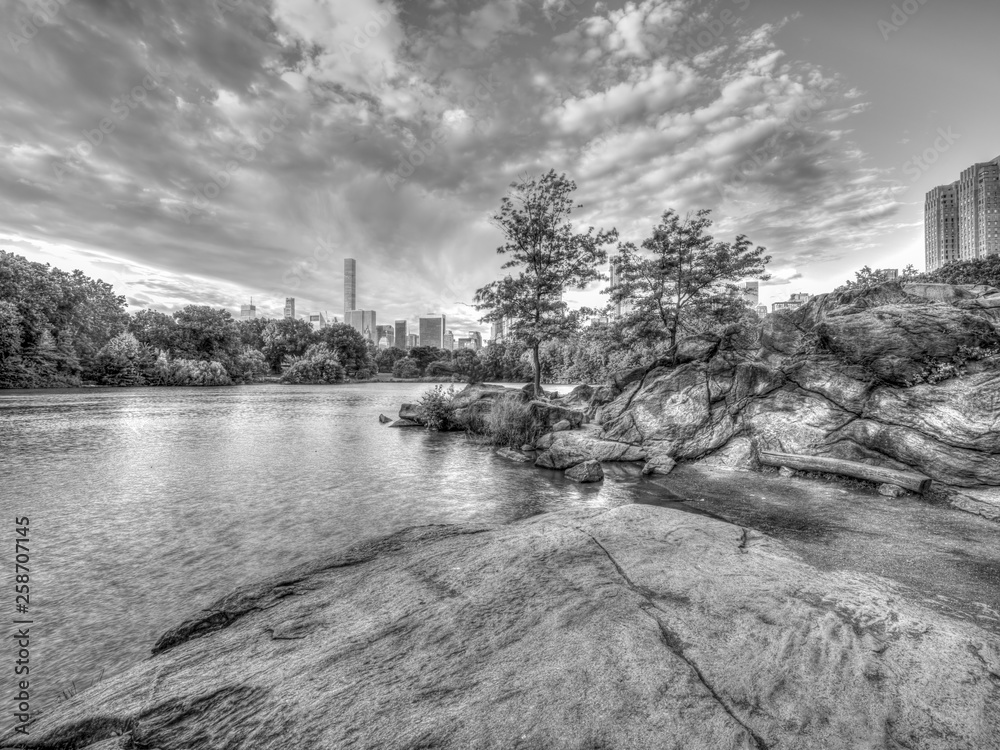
[759,451,932,493]
[531,343,541,398]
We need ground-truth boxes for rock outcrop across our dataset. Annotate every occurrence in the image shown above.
[9,505,998,750]
[585,282,1000,514]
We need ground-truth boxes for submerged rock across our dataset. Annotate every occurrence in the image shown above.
[565,459,604,483]
[496,447,532,463]
[13,505,998,750]
[378,413,391,424]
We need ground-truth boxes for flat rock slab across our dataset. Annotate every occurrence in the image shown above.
[8,506,998,750]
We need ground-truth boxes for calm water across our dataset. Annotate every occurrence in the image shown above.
[0,382,638,710]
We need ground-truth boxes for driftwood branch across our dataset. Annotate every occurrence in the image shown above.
[759,451,932,494]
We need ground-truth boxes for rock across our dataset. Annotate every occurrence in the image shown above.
[16,506,999,750]
[535,442,591,470]
[565,459,604,483]
[521,383,557,399]
[551,419,572,432]
[387,419,421,428]
[778,466,796,479]
[674,332,722,364]
[520,444,535,452]
[556,384,595,412]
[878,483,907,498]
[378,413,391,424]
[398,403,423,423]
[496,448,533,463]
[527,400,585,430]
[535,432,556,450]
[643,456,676,475]
[545,428,647,464]
[948,487,1000,522]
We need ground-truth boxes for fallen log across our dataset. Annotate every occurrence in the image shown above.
[759,451,932,494]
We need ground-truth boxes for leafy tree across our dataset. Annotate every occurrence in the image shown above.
[129,310,178,352]
[912,255,1000,287]
[237,317,269,351]
[94,332,153,386]
[452,348,485,382]
[280,344,346,384]
[172,306,241,365]
[229,347,269,384]
[392,357,420,378]
[261,318,315,373]
[406,346,449,375]
[375,346,407,373]
[609,209,769,362]
[474,170,617,395]
[317,323,373,377]
[836,264,919,292]
[481,340,531,382]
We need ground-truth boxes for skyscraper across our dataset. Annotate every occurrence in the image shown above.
[240,301,256,320]
[394,320,408,350]
[376,325,394,348]
[419,315,445,349]
[347,310,377,343]
[344,258,356,314]
[284,297,295,319]
[406,333,419,348]
[926,183,960,270]
[926,155,1000,270]
[443,330,455,350]
[469,331,483,351]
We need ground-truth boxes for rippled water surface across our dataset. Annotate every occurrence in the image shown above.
[1,383,635,709]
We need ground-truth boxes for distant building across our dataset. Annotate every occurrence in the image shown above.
[925,182,960,270]
[771,292,812,313]
[925,155,1000,270]
[307,311,327,331]
[588,316,610,327]
[376,325,394,348]
[756,305,768,318]
[419,315,446,349]
[240,302,256,320]
[736,280,759,307]
[457,337,471,349]
[283,298,295,319]
[490,318,505,342]
[875,268,899,282]
[377,337,389,350]
[394,320,408,350]
[443,330,455,351]
[406,333,419,348]
[468,331,483,351]
[344,259,356,314]
[346,309,377,343]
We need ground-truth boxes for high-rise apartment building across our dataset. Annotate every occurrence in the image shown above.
[307,311,327,331]
[406,333,419,348]
[346,309,377,343]
[394,320,408,350]
[283,297,295,319]
[240,302,256,320]
[926,155,1000,270]
[468,331,483,351]
[419,315,446,349]
[344,258,356,314]
[443,330,455,350]
[925,183,960,270]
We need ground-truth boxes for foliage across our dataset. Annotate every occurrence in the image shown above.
[236,317,269,351]
[129,310,178,352]
[229,346,269,384]
[375,346,408,373]
[835,264,918,292]
[451,348,486,382]
[280,344,346,384]
[317,323,375,377]
[910,256,1000,288]
[171,305,242,366]
[0,250,128,387]
[417,385,458,430]
[609,209,769,362]
[474,170,618,396]
[94,332,153,386]
[479,393,544,447]
[392,357,420,378]
[480,340,532,382]
[156,357,232,386]
[406,346,450,375]
[261,317,315,373]
[903,344,1000,387]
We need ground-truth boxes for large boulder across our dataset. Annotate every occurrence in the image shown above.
[14,506,999,750]
[527,400,585,430]
[565,459,604,483]
[398,403,423,424]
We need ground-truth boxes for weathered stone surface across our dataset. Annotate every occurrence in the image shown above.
[496,447,533,463]
[387,418,421,428]
[14,505,999,750]
[378,413,391,424]
[565,459,604,483]
[949,487,1000,522]
[534,432,556,450]
[555,384,595,412]
[543,428,647,464]
[534,442,591,470]
[878,483,907,498]
[527,400,585,430]
[520,444,535,452]
[398,402,422,423]
[642,455,676,475]
[675,332,722,363]
[779,466,796,478]
[585,282,1000,502]
[551,419,572,432]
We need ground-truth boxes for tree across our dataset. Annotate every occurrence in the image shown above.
[609,209,769,362]
[406,346,449,375]
[912,256,1000,287]
[94,332,153,386]
[281,343,345,384]
[392,357,420,378]
[317,323,374,377]
[129,310,178,352]
[474,170,618,395]
[375,346,407,373]
[261,318,315,373]
[172,306,241,365]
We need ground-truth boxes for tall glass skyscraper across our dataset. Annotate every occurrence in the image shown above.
[419,314,446,349]
[394,320,407,349]
[344,258,356,314]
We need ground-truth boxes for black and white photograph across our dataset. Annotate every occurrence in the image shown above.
[2,0,999,747]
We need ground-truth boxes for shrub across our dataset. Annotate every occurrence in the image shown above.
[228,346,269,384]
[280,344,345,384]
[417,385,458,430]
[480,393,544,447]
[163,358,232,386]
[94,332,153,386]
[392,358,420,378]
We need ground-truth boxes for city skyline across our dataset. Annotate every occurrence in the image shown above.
[3,1,1000,326]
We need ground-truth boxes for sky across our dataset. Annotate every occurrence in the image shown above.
[1,0,998,333]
